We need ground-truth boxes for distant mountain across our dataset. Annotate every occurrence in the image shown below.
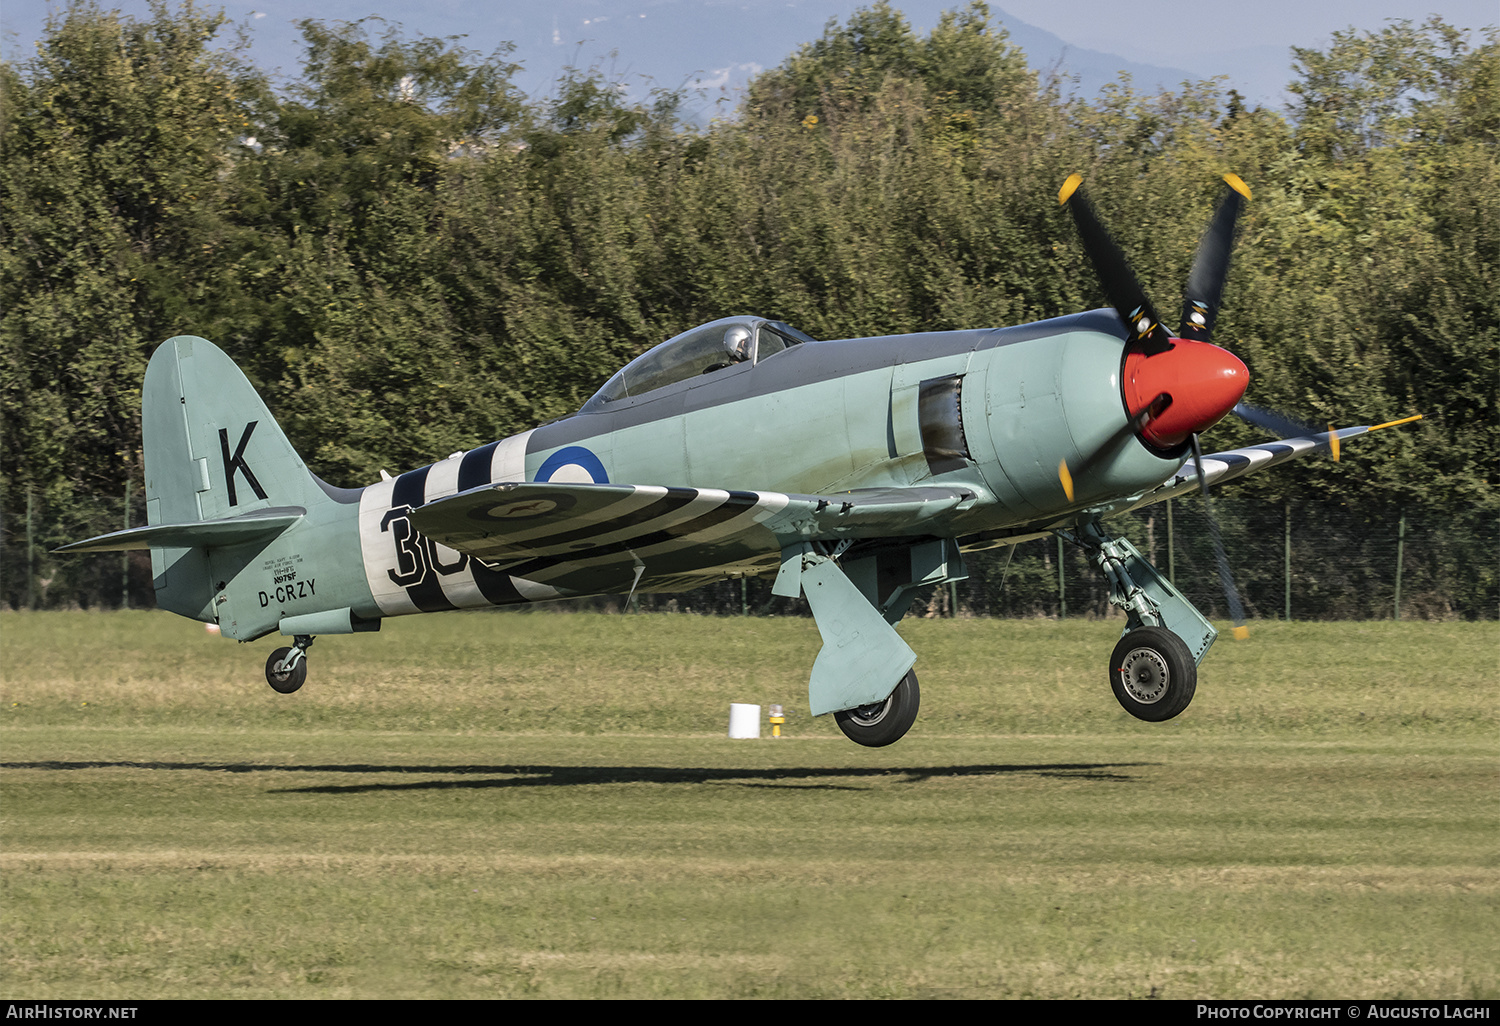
[988,8,1198,96]
[987,7,1291,108]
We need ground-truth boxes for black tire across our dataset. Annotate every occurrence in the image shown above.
[834,668,920,747]
[1109,627,1196,721]
[265,647,307,694]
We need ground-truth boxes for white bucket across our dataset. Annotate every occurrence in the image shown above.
[728,703,761,739]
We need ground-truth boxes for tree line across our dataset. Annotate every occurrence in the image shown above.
[2,1,1494,617]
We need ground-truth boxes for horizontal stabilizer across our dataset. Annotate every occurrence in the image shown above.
[54,506,305,553]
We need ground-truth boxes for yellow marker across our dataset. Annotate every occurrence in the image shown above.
[1058,459,1075,502]
[1232,625,1250,640]
[1224,173,1252,200]
[1059,173,1083,205]
[769,704,785,739]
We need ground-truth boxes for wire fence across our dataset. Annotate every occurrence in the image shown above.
[2,487,1495,621]
[954,497,1497,623]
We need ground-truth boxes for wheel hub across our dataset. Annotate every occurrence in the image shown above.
[1118,647,1169,704]
[845,696,892,727]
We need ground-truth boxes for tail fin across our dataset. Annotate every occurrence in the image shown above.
[140,336,330,622]
[144,336,323,523]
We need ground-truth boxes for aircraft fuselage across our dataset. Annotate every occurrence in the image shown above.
[312,310,1183,637]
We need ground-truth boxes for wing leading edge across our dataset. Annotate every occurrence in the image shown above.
[1134,418,1420,509]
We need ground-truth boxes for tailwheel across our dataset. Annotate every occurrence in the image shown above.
[834,668,920,748]
[1109,626,1195,721]
[265,635,313,694]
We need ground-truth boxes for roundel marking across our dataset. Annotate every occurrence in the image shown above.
[535,445,609,484]
[485,498,560,519]
[466,490,579,523]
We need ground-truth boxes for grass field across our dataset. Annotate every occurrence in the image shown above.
[2,609,1496,999]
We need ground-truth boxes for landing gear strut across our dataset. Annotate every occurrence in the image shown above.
[265,634,313,694]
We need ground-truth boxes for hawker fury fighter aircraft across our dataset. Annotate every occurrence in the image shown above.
[60,175,1419,746]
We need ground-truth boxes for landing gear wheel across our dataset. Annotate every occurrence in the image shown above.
[265,647,307,694]
[1109,626,1195,721]
[835,669,920,748]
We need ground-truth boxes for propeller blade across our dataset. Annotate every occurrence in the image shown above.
[1233,403,1346,461]
[1059,173,1173,355]
[1190,433,1250,640]
[1178,174,1251,343]
[1231,402,1317,439]
[1059,393,1173,501]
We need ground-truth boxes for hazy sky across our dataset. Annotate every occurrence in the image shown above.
[4,0,1494,100]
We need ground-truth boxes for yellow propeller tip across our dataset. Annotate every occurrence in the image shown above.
[1328,424,1340,462]
[1059,173,1083,205]
[1232,625,1250,641]
[1224,173,1252,200]
[1059,459,1075,502]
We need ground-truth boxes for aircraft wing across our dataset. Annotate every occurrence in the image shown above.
[1135,422,1403,506]
[408,481,978,565]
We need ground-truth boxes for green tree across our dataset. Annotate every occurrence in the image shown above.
[213,18,525,483]
[0,0,262,606]
[2,3,1491,616]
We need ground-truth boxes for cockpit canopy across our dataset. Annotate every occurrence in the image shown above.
[580,317,816,412]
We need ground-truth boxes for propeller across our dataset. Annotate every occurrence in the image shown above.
[1058,173,1174,355]
[1189,434,1250,640]
[1178,174,1251,343]
[1058,172,1260,636]
[1057,177,1420,635]
[1059,392,1171,502]
[1058,172,1254,455]
[1230,401,1316,440]
[1231,402,1341,462]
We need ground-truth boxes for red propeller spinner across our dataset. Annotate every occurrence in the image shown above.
[1123,339,1249,450]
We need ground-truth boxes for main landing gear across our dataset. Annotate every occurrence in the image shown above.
[265,634,313,694]
[1064,518,1219,723]
[774,538,960,749]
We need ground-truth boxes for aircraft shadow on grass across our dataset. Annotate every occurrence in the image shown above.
[3,760,1153,794]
